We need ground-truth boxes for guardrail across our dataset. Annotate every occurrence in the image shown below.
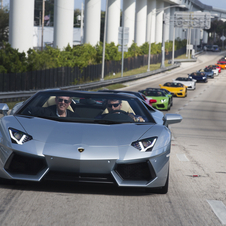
[0,63,181,102]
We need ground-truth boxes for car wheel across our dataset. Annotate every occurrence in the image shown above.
[167,103,171,111]
[145,170,169,194]
[171,99,173,107]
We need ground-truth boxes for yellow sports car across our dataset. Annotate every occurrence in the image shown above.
[159,82,187,97]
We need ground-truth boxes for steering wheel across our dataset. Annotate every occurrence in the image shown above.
[108,110,128,115]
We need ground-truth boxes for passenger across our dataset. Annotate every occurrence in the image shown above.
[53,96,75,117]
[30,96,78,118]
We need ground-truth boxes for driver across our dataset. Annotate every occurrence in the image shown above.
[100,99,145,122]
[107,99,122,113]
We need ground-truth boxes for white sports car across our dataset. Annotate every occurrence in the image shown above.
[172,77,196,90]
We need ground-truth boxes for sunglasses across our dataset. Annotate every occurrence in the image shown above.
[57,98,70,104]
[108,103,120,108]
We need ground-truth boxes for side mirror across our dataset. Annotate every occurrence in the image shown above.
[163,113,182,127]
[0,103,9,116]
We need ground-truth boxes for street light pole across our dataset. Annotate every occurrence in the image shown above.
[147,4,186,71]
[160,12,165,69]
[100,0,108,81]
[41,0,45,51]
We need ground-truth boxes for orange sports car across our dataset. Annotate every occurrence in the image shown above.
[216,62,226,70]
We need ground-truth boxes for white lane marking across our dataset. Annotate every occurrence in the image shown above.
[176,154,189,161]
[207,200,226,225]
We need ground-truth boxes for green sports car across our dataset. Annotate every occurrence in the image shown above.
[139,88,173,111]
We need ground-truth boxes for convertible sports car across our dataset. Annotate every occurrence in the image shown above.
[188,72,208,83]
[198,68,214,79]
[139,88,172,111]
[0,90,182,194]
[172,77,196,90]
[207,65,221,74]
[159,82,187,97]
[216,62,226,70]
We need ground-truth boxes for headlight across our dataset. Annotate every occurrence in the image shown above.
[131,137,157,152]
[202,77,206,79]
[9,128,33,145]
[180,89,183,91]
[161,99,166,103]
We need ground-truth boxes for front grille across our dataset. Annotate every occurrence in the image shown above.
[4,152,47,175]
[114,161,156,181]
[43,171,115,184]
[157,104,165,108]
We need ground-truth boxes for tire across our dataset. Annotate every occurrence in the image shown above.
[167,103,171,111]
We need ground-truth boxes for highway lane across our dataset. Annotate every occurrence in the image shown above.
[0,52,226,226]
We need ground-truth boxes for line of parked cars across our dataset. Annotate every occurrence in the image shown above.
[138,57,223,112]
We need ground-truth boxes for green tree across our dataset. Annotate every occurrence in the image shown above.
[0,8,9,47]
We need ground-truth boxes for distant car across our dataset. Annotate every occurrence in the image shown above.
[216,62,226,70]
[188,72,208,83]
[98,90,157,107]
[159,82,187,98]
[212,45,220,52]
[172,77,196,90]
[198,68,214,79]
[0,90,183,194]
[204,45,213,51]
[139,88,172,111]
[207,65,221,74]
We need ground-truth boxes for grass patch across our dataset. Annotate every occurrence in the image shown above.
[91,83,126,91]
[104,62,171,80]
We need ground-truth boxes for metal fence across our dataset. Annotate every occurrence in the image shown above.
[0,47,186,92]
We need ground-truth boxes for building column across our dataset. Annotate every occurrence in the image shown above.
[53,0,74,50]
[107,0,120,45]
[164,4,170,42]
[84,0,101,46]
[203,30,208,43]
[9,0,34,53]
[123,0,136,47]
[155,0,164,44]
[135,0,147,46]
[147,0,156,44]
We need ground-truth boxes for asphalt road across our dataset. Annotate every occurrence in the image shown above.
[0,51,226,226]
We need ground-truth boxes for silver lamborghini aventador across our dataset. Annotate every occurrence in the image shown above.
[0,90,182,194]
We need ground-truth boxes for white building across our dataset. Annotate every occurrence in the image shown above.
[9,0,226,53]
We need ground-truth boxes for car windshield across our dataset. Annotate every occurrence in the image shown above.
[191,72,204,76]
[16,91,156,124]
[164,82,183,87]
[176,77,190,81]
[204,68,212,72]
[145,90,164,97]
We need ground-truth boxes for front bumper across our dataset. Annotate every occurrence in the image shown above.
[1,148,170,188]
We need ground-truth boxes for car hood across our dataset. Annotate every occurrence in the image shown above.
[6,115,166,159]
[163,87,185,92]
